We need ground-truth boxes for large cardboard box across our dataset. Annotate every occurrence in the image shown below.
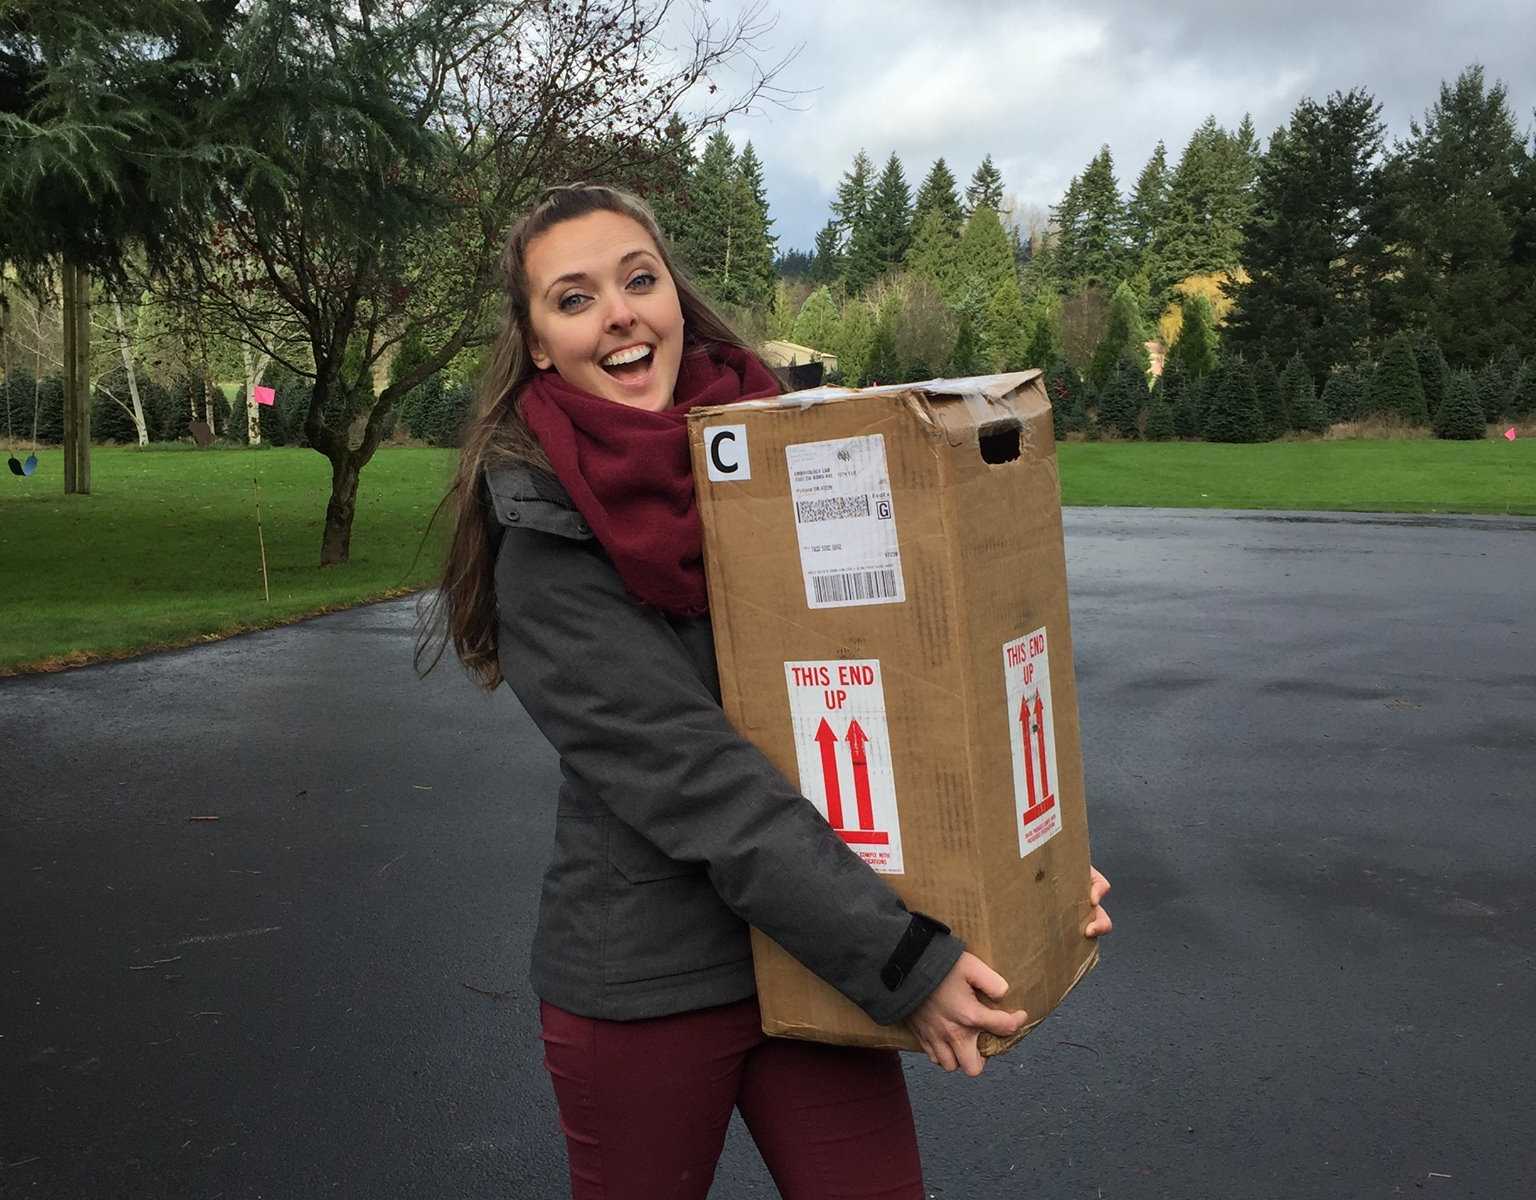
[688,370,1098,1056]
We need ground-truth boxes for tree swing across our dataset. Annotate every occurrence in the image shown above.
[2,301,42,477]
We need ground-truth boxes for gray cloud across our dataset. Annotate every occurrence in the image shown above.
[693,0,1536,252]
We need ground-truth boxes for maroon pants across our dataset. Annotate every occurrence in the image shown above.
[539,994,925,1199]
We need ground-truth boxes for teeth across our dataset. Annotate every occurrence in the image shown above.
[602,345,652,367]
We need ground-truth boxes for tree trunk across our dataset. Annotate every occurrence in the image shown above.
[241,346,270,446]
[61,260,91,494]
[110,297,149,446]
[320,452,361,565]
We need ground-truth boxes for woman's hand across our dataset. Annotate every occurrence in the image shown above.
[905,951,1027,1077]
[1085,865,1113,937]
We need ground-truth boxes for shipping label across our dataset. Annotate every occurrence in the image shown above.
[1003,626,1062,857]
[785,435,905,610]
[783,659,904,874]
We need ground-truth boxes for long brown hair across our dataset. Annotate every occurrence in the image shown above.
[413,182,768,690]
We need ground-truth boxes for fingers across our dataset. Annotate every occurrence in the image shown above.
[1089,865,1111,904]
[1084,904,1113,937]
[976,1006,1029,1038]
[964,954,1011,1001]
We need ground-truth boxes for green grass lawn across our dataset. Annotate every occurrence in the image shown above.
[1055,437,1535,514]
[1,437,1532,674]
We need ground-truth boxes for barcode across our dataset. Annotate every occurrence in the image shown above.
[811,569,899,604]
[796,495,870,523]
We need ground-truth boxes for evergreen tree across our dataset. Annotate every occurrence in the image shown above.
[913,158,965,239]
[842,216,882,297]
[768,280,796,340]
[1021,297,1063,370]
[982,278,1031,372]
[947,313,985,377]
[1145,388,1176,440]
[1513,358,1536,417]
[1166,360,1202,438]
[645,115,697,249]
[791,287,841,352]
[1474,361,1508,422]
[1049,174,1084,282]
[1087,281,1151,390]
[682,131,741,299]
[954,206,1018,316]
[1203,355,1263,442]
[1098,355,1147,439]
[1148,117,1258,306]
[836,300,876,386]
[1044,361,1089,435]
[1057,146,1128,287]
[1126,141,1170,257]
[1415,333,1450,418]
[867,153,914,278]
[833,149,876,245]
[1279,352,1323,433]
[905,208,961,297]
[811,221,843,283]
[1165,292,1219,381]
[1253,352,1284,439]
[730,159,777,309]
[1322,365,1369,422]
[867,292,904,384]
[1368,332,1429,423]
[1222,90,1386,382]
[1489,345,1524,417]
[1433,368,1487,439]
[1380,66,1526,366]
[964,153,1005,216]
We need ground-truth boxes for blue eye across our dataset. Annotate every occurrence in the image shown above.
[628,272,656,290]
[558,293,588,312]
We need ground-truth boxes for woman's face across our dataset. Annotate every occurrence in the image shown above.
[522,210,685,413]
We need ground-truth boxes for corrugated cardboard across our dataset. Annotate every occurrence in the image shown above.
[687,370,1098,1056]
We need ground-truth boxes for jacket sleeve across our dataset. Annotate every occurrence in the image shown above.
[494,528,965,1026]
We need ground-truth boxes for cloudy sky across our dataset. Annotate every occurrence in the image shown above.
[674,0,1536,253]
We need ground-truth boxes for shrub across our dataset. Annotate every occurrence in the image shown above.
[1433,369,1487,440]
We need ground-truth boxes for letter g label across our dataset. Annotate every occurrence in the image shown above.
[705,424,751,482]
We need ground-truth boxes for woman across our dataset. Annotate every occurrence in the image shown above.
[418,183,1112,1198]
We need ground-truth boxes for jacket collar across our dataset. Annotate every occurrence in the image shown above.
[484,462,594,541]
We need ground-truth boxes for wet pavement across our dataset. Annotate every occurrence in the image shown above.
[3,507,1533,1199]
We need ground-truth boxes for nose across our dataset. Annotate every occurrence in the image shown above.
[603,293,638,332]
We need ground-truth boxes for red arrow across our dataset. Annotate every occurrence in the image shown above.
[846,719,875,831]
[1033,694,1051,798]
[1020,696,1037,807]
[814,718,844,828]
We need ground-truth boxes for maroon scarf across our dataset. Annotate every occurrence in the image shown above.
[518,341,781,617]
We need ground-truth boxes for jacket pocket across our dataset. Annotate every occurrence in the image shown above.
[607,821,701,883]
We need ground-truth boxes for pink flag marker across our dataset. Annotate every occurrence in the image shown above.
[1506,427,1518,441]
[254,385,276,407]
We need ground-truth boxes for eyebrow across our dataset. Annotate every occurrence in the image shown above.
[544,249,658,299]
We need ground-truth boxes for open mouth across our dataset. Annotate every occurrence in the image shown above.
[600,343,655,385]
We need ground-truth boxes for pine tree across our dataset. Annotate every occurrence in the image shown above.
[730,159,776,309]
[1253,352,1284,439]
[1490,345,1524,418]
[1087,281,1151,390]
[768,280,796,340]
[791,287,841,352]
[954,206,1018,317]
[682,131,741,301]
[1323,365,1369,422]
[644,114,696,250]
[913,158,965,239]
[964,154,1005,216]
[1021,297,1063,370]
[1381,66,1526,366]
[1165,293,1219,382]
[905,208,961,297]
[1415,333,1450,418]
[1097,355,1148,439]
[1045,361,1089,435]
[1433,369,1487,439]
[811,221,842,284]
[1281,352,1328,433]
[1513,360,1536,418]
[982,278,1031,372]
[1221,90,1386,381]
[1050,174,1085,282]
[1368,333,1429,423]
[1126,141,1169,257]
[836,300,876,386]
[1059,146,1129,287]
[867,153,914,278]
[1148,117,1257,306]
[842,216,882,297]
[1145,388,1176,440]
[947,313,985,377]
[833,149,876,245]
[1474,361,1507,422]
[1203,355,1263,442]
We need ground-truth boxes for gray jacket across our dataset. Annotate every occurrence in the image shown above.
[486,462,966,1025]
